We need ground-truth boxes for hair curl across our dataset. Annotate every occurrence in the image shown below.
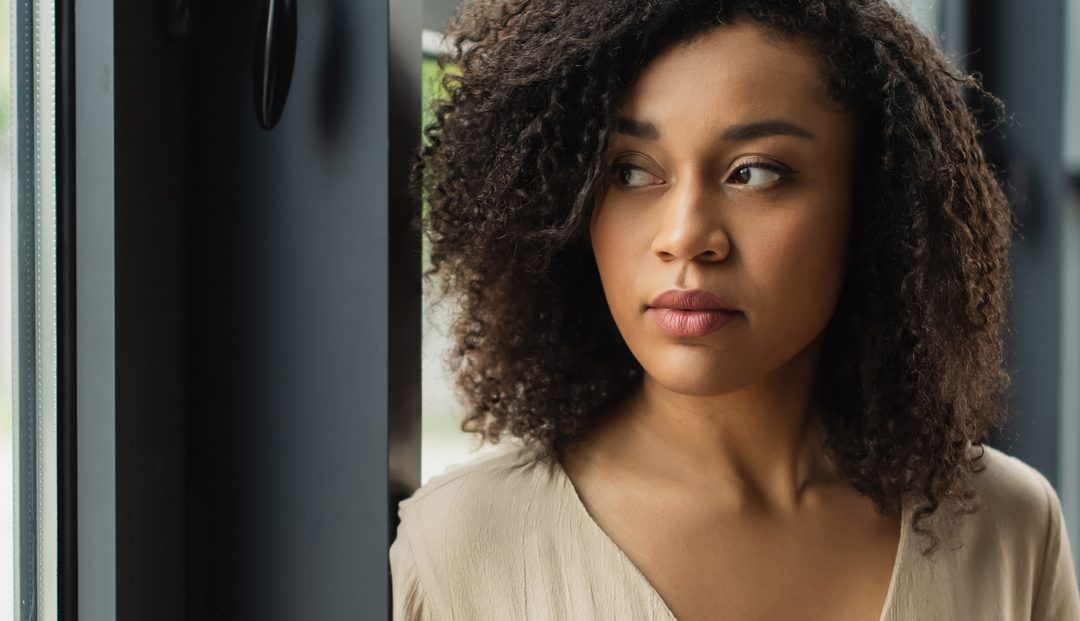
[413,0,1015,557]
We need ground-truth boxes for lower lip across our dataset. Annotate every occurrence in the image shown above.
[649,308,739,337]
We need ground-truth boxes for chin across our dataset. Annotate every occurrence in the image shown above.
[648,372,753,397]
[638,348,760,397]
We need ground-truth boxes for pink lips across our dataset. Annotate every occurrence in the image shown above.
[648,289,740,338]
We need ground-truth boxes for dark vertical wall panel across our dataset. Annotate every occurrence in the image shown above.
[188,1,393,619]
[114,0,190,618]
[388,0,423,542]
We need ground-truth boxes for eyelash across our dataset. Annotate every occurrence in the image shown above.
[607,159,796,189]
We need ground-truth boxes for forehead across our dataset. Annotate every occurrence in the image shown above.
[614,22,841,138]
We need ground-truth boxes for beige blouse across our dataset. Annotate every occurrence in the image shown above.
[389,441,1080,620]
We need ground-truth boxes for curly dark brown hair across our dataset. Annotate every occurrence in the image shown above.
[412,0,1015,557]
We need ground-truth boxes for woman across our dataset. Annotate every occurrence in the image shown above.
[391,0,1080,619]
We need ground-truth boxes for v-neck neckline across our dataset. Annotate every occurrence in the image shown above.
[551,452,909,621]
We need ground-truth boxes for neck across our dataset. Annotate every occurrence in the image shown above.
[585,335,839,513]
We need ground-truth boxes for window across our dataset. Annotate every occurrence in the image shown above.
[5,0,60,617]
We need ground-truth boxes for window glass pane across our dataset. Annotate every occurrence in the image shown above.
[7,0,57,617]
[0,0,12,614]
[897,0,941,36]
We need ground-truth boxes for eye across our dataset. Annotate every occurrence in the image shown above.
[727,162,791,188]
[611,163,664,188]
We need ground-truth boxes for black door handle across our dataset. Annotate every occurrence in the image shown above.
[254,0,297,130]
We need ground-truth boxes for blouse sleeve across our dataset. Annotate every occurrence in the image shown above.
[1031,474,1080,620]
[389,527,431,621]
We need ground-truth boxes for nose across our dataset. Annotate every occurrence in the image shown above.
[650,177,731,263]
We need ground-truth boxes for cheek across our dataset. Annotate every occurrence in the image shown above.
[746,203,851,332]
[589,204,647,305]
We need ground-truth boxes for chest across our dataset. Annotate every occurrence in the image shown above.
[577,481,902,621]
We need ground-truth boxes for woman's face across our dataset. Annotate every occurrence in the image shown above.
[590,22,859,397]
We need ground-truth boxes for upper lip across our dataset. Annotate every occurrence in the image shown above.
[649,289,738,311]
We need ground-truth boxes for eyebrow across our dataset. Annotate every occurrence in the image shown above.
[614,116,817,142]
